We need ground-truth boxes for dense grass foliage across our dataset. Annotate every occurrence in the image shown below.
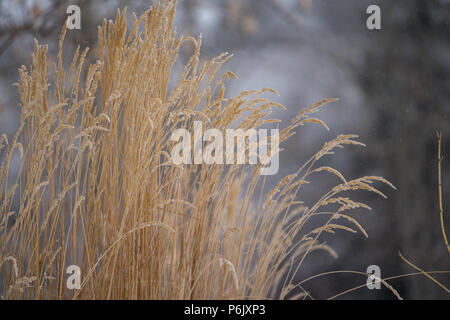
[0,1,394,299]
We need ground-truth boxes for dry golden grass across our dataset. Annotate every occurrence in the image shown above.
[0,0,394,299]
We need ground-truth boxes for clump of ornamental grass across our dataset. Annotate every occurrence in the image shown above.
[0,0,394,299]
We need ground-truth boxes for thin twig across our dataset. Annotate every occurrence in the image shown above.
[399,251,449,293]
[437,132,450,254]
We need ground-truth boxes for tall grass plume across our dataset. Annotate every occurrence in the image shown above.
[0,0,394,299]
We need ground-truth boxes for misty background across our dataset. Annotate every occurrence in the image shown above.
[0,0,449,299]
